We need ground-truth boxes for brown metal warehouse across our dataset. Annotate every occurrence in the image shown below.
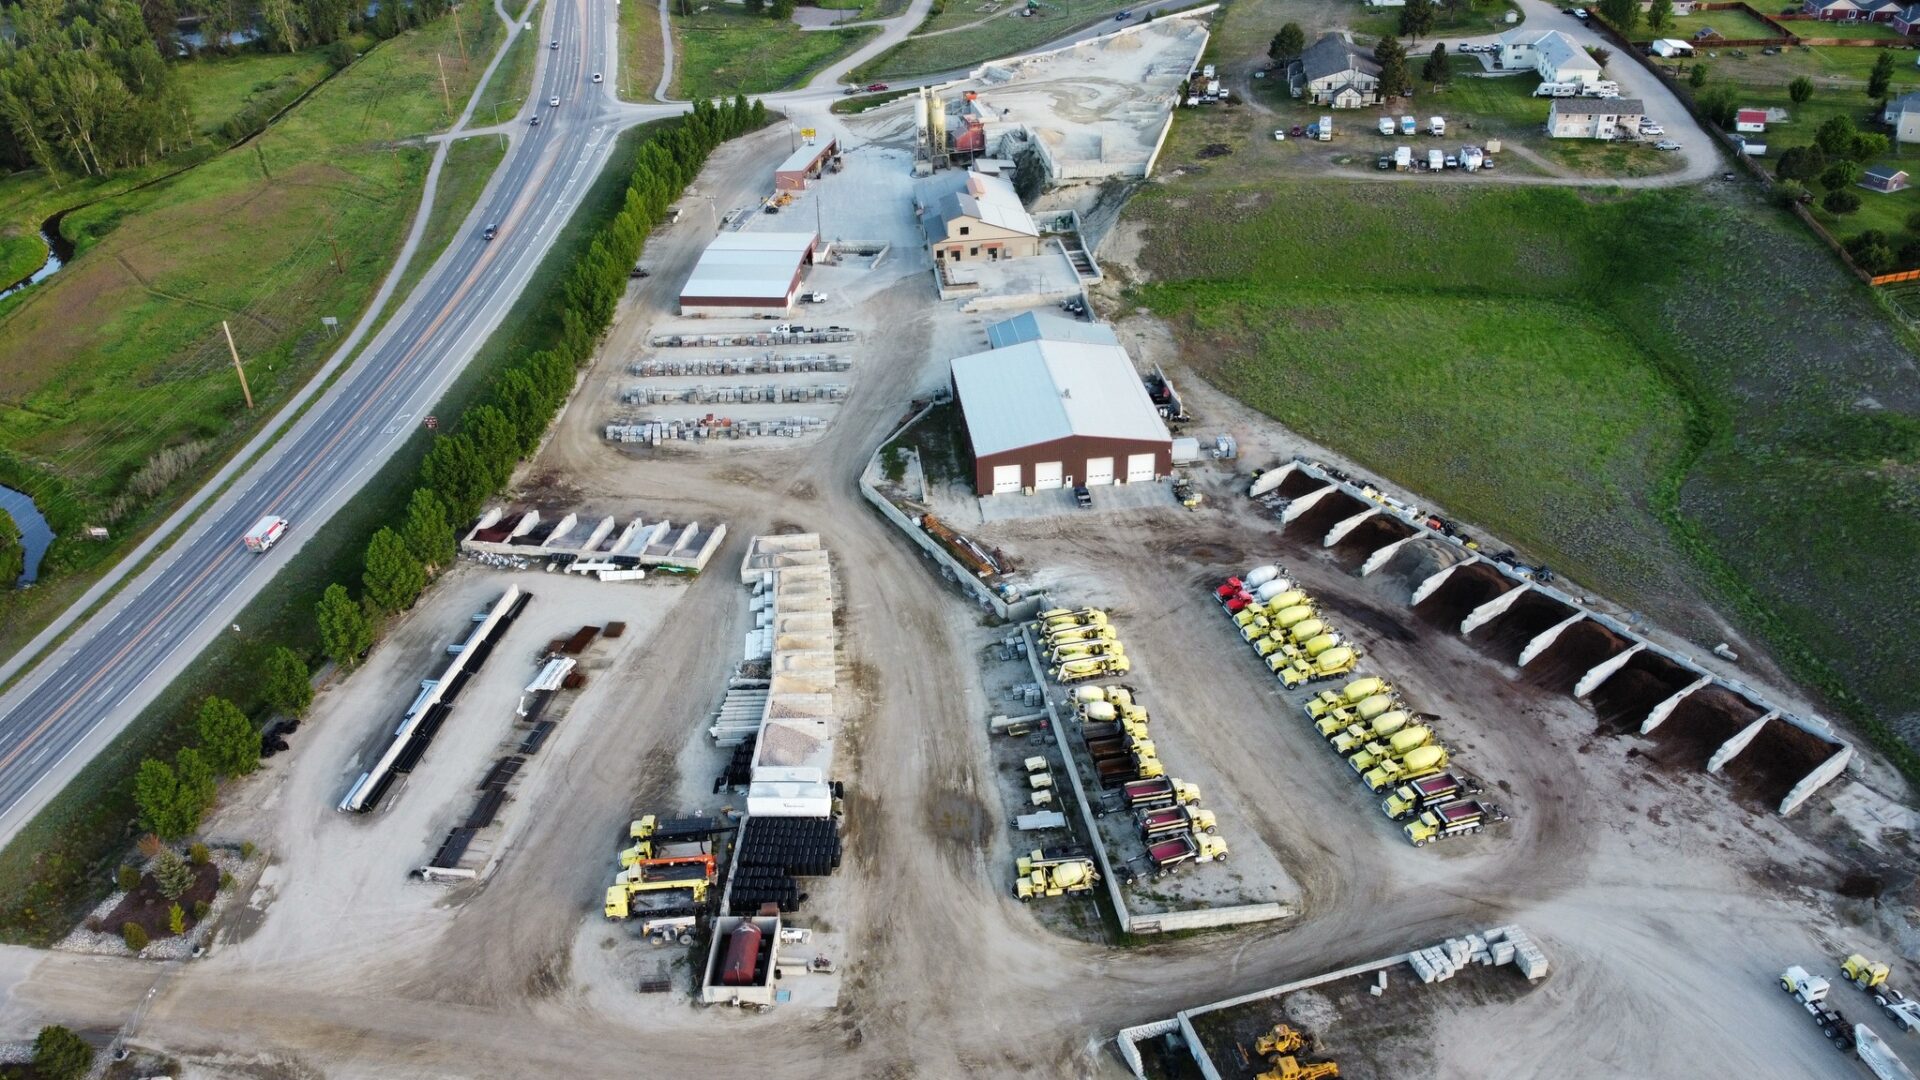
[950,336,1173,496]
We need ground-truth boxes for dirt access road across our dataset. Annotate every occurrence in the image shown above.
[0,115,1912,1080]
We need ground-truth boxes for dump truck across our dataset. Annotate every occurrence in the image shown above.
[1404,799,1505,846]
[1306,677,1390,720]
[1132,751,1166,780]
[1381,772,1481,820]
[1328,710,1415,754]
[1016,857,1098,900]
[1123,775,1200,810]
[1139,803,1218,837]
[242,515,290,553]
[1085,736,1130,761]
[618,838,711,867]
[1053,655,1130,682]
[1363,744,1448,790]
[1280,646,1360,687]
[628,814,730,843]
[604,878,710,919]
[1097,758,1141,787]
[1842,955,1920,1033]
[1346,726,1434,773]
[1145,830,1229,875]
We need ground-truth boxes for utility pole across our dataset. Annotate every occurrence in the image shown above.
[223,321,254,410]
[326,230,345,274]
[437,53,452,114]
[453,2,468,64]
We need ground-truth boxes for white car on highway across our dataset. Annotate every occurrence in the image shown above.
[550,96,561,107]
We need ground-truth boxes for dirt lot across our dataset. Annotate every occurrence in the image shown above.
[0,87,1916,1080]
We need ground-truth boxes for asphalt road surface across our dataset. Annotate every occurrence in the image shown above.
[0,0,670,842]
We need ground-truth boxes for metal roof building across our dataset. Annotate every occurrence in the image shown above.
[679,232,818,317]
[949,339,1172,495]
[985,310,1119,350]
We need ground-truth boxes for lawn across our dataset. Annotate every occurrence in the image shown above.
[0,8,502,667]
[618,0,667,100]
[1124,152,1920,775]
[0,118,675,945]
[853,0,1138,81]
[1667,8,1783,40]
[1799,18,1913,39]
[672,8,876,98]
[475,7,540,124]
[0,232,43,289]
[172,46,341,135]
[1353,0,1518,41]
[815,0,911,20]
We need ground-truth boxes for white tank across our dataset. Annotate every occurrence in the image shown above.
[1080,701,1117,722]
[1245,565,1282,588]
[1253,578,1294,603]
[1074,686,1107,704]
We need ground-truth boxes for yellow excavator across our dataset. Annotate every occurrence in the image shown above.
[1253,1024,1305,1056]
[1257,1058,1338,1080]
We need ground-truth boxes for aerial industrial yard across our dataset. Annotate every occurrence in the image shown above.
[2,0,1920,1077]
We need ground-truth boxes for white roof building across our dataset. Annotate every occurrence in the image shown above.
[949,339,1173,495]
[678,232,818,317]
[1497,27,1604,85]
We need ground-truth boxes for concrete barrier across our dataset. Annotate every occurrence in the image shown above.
[1518,612,1585,667]
[1640,676,1712,735]
[1279,483,1337,524]
[1573,642,1646,698]
[1323,506,1381,548]
[1781,744,1853,815]
[1461,583,1530,637]
[1708,710,1777,774]
[1248,462,1296,498]
[1360,535,1415,576]
[1410,560,1467,607]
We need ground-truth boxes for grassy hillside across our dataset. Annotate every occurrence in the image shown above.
[1128,162,1920,757]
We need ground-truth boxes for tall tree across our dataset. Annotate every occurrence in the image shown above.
[133,757,204,839]
[1869,49,1895,100]
[1399,0,1434,41]
[261,646,314,717]
[195,696,260,776]
[1375,35,1411,100]
[174,747,216,824]
[400,487,457,571]
[1270,22,1305,63]
[1789,76,1813,105]
[362,528,425,614]
[421,433,491,522]
[1689,63,1709,89]
[1422,42,1449,85]
[1647,0,1673,32]
[316,583,372,669]
[1599,0,1638,33]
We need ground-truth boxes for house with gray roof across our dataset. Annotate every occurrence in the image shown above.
[1885,90,1920,143]
[1289,33,1382,109]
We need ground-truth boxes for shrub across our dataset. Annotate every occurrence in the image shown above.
[116,865,140,893]
[1823,189,1862,215]
[167,903,185,935]
[193,899,211,921]
[153,850,194,901]
[240,840,256,859]
[188,842,210,866]
[219,871,235,891]
[122,922,149,951]
[1689,63,1708,89]
[1846,229,1895,273]
[1774,180,1810,208]
[31,1025,92,1080]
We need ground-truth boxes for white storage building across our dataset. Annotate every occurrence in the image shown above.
[678,231,819,317]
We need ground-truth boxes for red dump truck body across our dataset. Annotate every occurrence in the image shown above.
[1146,832,1199,869]
[1097,758,1138,787]
[722,923,764,985]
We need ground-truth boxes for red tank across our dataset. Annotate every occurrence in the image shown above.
[721,923,764,986]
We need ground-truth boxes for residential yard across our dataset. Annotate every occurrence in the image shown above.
[853,0,1138,81]
[1352,0,1518,40]
[672,8,875,97]
[1122,99,1920,773]
[1798,17,1913,39]
[0,9,501,667]
[1667,8,1783,40]
[475,7,541,124]
[618,0,667,100]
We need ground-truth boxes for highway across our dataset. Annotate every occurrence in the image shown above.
[0,0,674,840]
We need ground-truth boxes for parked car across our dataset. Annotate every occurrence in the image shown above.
[801,291,828,302]
[1376,156,1394,170]
[1654,140,1682,151]
[1273,129,1286,141]
[1570,6,1590,17]
[1073,486,1093,509]
[1639,123,1664,136]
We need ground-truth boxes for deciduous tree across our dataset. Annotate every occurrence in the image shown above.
[400,488,457,571]
[1789,76,1813,105]
[1270,23,1305,63]
[316,583,372,670]
[195,696,259,777]
[261,645,314,717]
[362,528,425,615]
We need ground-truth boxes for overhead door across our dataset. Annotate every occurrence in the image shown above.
[1085,457,1115,486]
[1125,453,1157,483]
[1033,461,1064,490]
[991,464,1023,494]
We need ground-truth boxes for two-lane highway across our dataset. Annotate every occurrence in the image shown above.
[0,0,676,838]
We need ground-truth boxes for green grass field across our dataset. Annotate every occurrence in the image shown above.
[0,118,672,946]
[0,232,43,288]
[672,9,876,98]
[815,0,910,20]
[1667,8,1782,39]
[1352,0,1517,40]
[1798,18,1912,39]
[1130,94,1920,770]
[174,46,341,135]
[618,0,667,100]
[476,10,540,123]
[0,10,502,667]
[853,0,1134,81]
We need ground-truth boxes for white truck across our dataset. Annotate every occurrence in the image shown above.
[242,515,289,553]
[1429,116,1446,136]
[1427,148,1444,172]
[1318,115,1333,140]
[1394,145,1413,171]
[1377,116,1395,135]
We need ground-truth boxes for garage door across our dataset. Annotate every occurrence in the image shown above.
[1084,457,1114,486]
[1033,461,1064,491]
[991,464,1022,495]
[1125,453,1157,483]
